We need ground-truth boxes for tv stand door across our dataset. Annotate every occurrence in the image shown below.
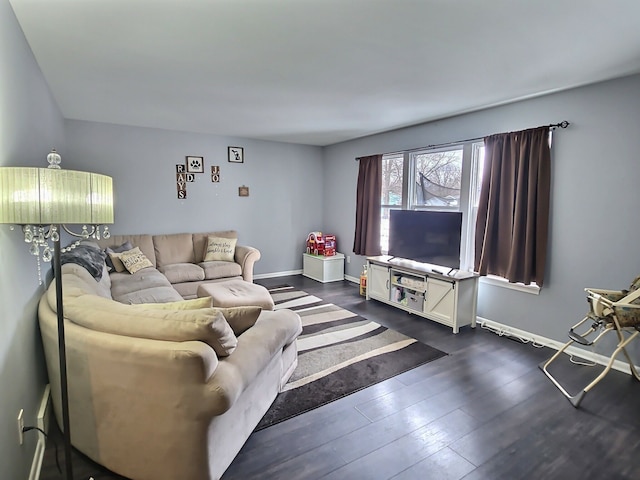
[425,278,456,327]
[368,263,390,301]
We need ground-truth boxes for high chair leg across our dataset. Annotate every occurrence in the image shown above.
[540,326,640,407]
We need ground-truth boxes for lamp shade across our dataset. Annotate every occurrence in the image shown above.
[0,167,113,225]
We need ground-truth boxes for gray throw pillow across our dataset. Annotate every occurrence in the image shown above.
[104,241,133,271]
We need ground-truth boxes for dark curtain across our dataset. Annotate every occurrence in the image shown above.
[474,126,551,286]
[353,154,382,256]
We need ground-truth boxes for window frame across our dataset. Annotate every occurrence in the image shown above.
[380,141,541,294]
[380,141,483,272]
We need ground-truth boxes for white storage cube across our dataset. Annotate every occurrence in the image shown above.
[303,253,345,283]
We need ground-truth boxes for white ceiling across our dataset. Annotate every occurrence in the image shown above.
[9,0,640,146]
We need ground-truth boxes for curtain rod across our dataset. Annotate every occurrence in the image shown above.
[356,121,570,159]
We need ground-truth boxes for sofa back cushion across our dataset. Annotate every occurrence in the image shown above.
[60,263,112,299]
[97,235,156,267]
[153,233,195,267]
[59,292,238,356]
[193,230,237,263]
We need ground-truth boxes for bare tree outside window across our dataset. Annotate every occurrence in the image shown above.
[413,149,462,207]
[382,154,403,206]
[380,154,403,252]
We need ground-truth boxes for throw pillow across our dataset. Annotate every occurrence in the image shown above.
[203,236,237,262]
[60,244,107,281]
[135,296,214,310]
[107,251,125,272]
[213,306,262,336]
[105,241,133,271]
[119,247,154,274]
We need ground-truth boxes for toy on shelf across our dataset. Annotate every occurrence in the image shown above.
[306,232,337,256]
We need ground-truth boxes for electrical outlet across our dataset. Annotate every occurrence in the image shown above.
[17,409,24,445]
[346,256,351,264]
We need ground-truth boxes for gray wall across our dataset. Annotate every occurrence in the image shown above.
[0,1,65,478]
[64,120,324,275]
[4,0,640,474]
[324,74,640,345]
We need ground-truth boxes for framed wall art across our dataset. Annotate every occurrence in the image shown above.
[186,156,204,173]
[238,185,249,197]
[228,147,244,163]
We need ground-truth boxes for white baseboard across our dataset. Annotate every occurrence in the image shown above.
[478,316,638,375]
[254,269,303,280]
[29,384,51,480]
[255,270,361,285]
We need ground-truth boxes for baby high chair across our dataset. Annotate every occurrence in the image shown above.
[540,276,640,407]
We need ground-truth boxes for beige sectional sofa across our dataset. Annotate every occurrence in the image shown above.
[38,234,302,480]
[96,230,261,301]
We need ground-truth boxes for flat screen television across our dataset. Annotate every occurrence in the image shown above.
[388,210,462,269]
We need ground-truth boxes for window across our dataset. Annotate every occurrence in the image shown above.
[412,149,463,208]
[380,142,485,271]
[380,153,404,254]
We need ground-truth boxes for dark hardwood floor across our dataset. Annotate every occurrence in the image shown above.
[41,275,640,479]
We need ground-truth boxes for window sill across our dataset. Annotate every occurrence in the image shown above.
[479,275,540,295]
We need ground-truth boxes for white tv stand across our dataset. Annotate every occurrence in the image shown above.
[366,256,479,334]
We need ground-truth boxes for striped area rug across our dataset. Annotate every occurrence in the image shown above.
[255,285,447,430]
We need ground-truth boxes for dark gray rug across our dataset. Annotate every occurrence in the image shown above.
[255,286,447,430]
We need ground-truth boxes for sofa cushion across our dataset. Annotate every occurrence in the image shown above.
[193,230,237,263]
[158,263,205,283]
[120,247,154,274]
[61,293,238,356]
[153,233,195,267]
[110,268,183,304]
[115,286,184,305]
[203,236,237,262]
[136,296,214,310]
[198,260,243,280]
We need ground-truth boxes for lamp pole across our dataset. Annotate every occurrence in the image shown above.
[53,231,73,480]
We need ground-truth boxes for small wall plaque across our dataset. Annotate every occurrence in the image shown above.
[238,185,249,197]
[211,165,220,182]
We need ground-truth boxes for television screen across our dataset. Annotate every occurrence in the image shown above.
[388,210,462,269]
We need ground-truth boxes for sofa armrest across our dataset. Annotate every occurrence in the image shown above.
[202,309,301,415]
[234,245,261,282]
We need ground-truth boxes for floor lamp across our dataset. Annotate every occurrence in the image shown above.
[0,150,114,480]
